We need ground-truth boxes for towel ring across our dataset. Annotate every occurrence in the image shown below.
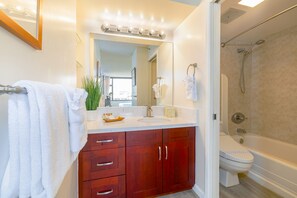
[187,63,198,76]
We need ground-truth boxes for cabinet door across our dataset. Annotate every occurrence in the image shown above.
[163,127,195,193]
[126,130,162,198]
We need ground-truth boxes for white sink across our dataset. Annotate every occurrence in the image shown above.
[138,117,170,123]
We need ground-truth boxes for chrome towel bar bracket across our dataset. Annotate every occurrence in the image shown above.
[0,84,28,95]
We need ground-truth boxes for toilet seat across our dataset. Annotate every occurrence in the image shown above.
[220,133,254,164]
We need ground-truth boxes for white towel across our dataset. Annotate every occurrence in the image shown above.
[1,80,88,198]
[63,87,88,152]
[183,75,198,101]
[152,84,161,99]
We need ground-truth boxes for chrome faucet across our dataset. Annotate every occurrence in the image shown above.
[146,106,153,117]
[237,128,246,134]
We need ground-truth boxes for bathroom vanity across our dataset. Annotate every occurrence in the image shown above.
[78,118,196,198]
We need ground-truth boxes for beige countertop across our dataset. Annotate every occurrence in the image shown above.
[87,116,197,134]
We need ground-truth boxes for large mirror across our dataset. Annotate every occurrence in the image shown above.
[92,34,173,107]
[0,0,42,49]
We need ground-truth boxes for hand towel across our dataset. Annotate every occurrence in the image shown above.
[1,80,87,198]
[183,75,198,101]
[63,87,88,153]
[152,83,161,99]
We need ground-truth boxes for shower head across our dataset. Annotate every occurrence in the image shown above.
[237,39,265,54]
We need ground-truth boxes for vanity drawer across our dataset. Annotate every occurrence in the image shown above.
[83,132,125,151]
[80,176,125,198]
[80,148,125,181]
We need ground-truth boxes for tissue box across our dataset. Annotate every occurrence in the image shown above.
[164,106,176,118]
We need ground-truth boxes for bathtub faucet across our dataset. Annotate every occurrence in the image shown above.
[237,128,246,134]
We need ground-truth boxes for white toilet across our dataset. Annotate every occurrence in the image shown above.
[219,132,254,187]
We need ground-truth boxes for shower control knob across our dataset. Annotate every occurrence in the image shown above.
[231,112,246,124]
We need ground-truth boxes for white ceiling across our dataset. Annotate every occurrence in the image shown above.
[221,0,297,45]
[77,0,196,34]
[97,40,150,55]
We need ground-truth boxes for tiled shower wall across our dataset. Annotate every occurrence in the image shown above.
[221,25,297,145]
[221,46,252,136]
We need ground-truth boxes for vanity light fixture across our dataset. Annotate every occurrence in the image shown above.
[238,0,264,7]
[101,24,166,39]
[16,6,23,11]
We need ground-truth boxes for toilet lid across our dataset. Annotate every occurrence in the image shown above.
[220,134,254,163]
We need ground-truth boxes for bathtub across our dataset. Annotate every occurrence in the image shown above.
[233,134,297,198]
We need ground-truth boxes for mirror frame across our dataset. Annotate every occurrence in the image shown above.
[0,0,43,50]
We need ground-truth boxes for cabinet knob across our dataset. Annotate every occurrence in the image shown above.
[158,146,162,161]
[96,161,114,167]
[97,189,113,196]
[96,139,113,144]
[165,146,168,160]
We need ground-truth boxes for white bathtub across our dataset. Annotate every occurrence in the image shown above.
[233,134,297,198]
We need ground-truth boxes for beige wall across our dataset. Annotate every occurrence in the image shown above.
[133,47,149,106]
[99,51,132,77]
[157,43,173,106]
[221,25,297,145]
[173,0,210,193]
[0,0,77,196]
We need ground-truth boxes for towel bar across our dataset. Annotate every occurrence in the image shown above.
[0,84,28,95]
[187,63,198,76]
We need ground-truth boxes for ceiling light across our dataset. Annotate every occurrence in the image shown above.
[0,2,5,8]
[238,0,264,7]
[101,24,166,39]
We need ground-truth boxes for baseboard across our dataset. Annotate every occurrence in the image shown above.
[248,170,297,198]
[192,184,204,198]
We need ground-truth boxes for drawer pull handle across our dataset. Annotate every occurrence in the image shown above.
[96,139,113,144]
[165,145,168,160]
[158,146,161,161]
[97,189,113,196]
[96,161,114,167]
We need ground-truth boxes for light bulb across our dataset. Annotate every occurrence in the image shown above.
[16,6,23,11]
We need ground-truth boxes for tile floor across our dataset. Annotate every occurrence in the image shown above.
[158,175,282,198]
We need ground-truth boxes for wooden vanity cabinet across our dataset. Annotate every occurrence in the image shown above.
[126,127,195,197]
[79,127,195,198]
